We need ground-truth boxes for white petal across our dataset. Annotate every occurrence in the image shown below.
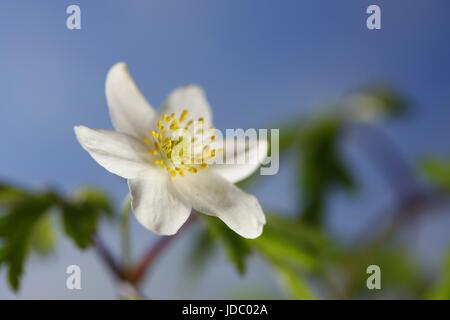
[173,171,265,239]
[74,126,153,179]
[212,137,268,183]
[129,175,191,235]
[160,85,213,127]
[105,62,156,139]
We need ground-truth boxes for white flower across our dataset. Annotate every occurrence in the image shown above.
[74,63,267,238]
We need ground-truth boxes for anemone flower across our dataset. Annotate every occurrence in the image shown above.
[75,63,267,238]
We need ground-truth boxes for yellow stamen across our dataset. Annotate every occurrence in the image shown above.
[179,109,189,122]
[176,168,185,176]
[151,130,159,140]
[170,120,179,130]
[144,109,218,177]
[163,114,171,122]
[188,167,197,173]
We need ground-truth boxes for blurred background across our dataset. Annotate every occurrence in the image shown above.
[1,0,450,299]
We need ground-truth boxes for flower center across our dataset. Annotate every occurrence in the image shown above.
[143,109,220,177]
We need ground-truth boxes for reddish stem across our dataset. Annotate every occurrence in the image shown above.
[93,235,127,281]
[128,214,197,285]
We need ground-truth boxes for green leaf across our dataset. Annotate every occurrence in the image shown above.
[203,216,251,274]
[420,157,450,191]
[0,191,56,290]
[0,183,116,291]
[336,244,424,298]
[273,262,315,299]
[61,187,114,249]
[186,228,217,275]
[345,87,408,122]
[255,234,316,271]
[74,188,114,216]
[253,217,320,272]
[263,214,329,250]
[0,184,28,205]
[29,215,56,255]
[252,214,329,299]
[298,118,356,225]
[426,251,450,299]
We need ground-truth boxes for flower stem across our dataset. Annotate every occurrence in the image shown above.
[120,195,132,270]
[93,235,127,281]
[128,214,197,285]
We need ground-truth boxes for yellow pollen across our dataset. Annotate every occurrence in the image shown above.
[151,130,159,140]
[144,110,219,177]
[170,120,179,130]
[179,109,189,122]
[188,167,197,173]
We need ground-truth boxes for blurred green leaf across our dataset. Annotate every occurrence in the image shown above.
[345,87,408,122]
[273,262,315,299]
[203,216,251,274]
[0,183,115,291]
[426,251,450,299]
[254,214,330,299]
[254,215,324,272]
[0,191,56,290]
[0,184,28,204]
[298,118,356,225]
[29,215,56,255]
[420,157,450,191]
[186,228,217,276]
[262,214,330,251]
[335,244,425,298]
[75,188,114,215]
[255,234,316,271]
[195,213,329,298]
[61,187,114,249]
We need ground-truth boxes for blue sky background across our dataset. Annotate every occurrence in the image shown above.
[1,0,450,298]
